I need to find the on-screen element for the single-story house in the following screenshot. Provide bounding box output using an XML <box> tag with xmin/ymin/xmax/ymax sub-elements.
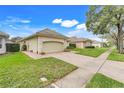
<box><xmin>92</xmin><ymin>40</ymin><xmax>102</xmax><ymax>48</ymax></box>
<box><xmin>19</xmin><ymin>28</ymin><xmax>69</xmax><ymax>54</ymax></box>
<box><xmin>11</xmin><ymin>37</ymin><xmax>23</xmax><ymax>43</ymax></box>
<box><xmin>68</xmin><ymin>37</ymin><xmax>92</xmax><ymax>48</ymax></box>
<box><xmin>0</xmin><ymin>31</ymin><xmax>9</xmax><ymax>54</ymax></box>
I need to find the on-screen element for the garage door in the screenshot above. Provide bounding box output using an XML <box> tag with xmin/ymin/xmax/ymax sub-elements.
<box><xmin>42</xmin><ymin>41</ymin><xmax>64</xmax><ymax>53</ymax></box>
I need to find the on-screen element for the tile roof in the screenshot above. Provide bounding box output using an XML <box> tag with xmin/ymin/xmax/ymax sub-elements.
<box><xmin>19</xmin><ymin>28</ymin><xmax>68</xmax><ymax>41</ymax></box>
<box><xmin>68</xmin><ymin>37</ymin><xmax>92</xmax><ymax>43</ymax></box>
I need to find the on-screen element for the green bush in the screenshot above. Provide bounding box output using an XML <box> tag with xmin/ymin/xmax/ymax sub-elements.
<box><xmin>6</xmin><ymin>44</ymin><xmax>20</xmax><ymax>52</ymax></box>
<box><xmin>67</xmin><ymin>44</ymin><xmax>76</xmax><ymax>49</ymax></box>
<box><xmin>85</xmin><ymin>46</ymin><xmax>95</xmax><ymax>48</ymax></box>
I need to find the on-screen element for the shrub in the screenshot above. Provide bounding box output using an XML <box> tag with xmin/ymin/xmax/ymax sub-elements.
<box><xmin>21</xmin><ymin>44</ymin><xmax>27</xmax><ymax>51</ymax></box>
<box><xmin>67</xmin><ymin>44</ymin><xmax>76</xmax><ymax>49</ymax></box>
<box><xmin>85</xmin><ymin>46</ymin><xmax>95</xmax><ymax>48</ymax></box>
<box><xmin>6</xmin><ymin>43</ymin><xmax>20</xmax><ymax>52</ymax></box>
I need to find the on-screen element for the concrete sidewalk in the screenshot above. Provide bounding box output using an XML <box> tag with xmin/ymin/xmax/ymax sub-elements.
<box><xmin>50</xmin><ymin>49</ymin><xmax>112</xmax><ymax>88</ymax></box>
<box><xmin>23</xmin><ymin>49</ymin><xmax>112</xmax><ymax>88</ymax></box>
<box><xmin>99</xmin><ymin>60</ymin><xmax>124</xmax><ymax>83</ymax></box>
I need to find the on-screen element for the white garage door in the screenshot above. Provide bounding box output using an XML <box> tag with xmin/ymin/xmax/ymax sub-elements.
<box><xmin>42</xmin><ymin>41</ymin><xmax>64</xmax><ymax>53</ymax></box>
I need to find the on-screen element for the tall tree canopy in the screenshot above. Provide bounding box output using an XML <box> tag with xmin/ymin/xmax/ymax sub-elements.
<box><xmin>86</xmin><ymin>6</ymin><xmax>124</xmax><ymax>53</ymax></box>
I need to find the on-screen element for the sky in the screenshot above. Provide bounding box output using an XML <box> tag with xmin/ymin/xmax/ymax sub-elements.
<box><xmin>0</xmin><ymin>5</ymin><xmax>101</xmax><ymax>41</ymax></box>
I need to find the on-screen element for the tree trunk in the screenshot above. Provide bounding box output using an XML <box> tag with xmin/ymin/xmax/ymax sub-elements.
<box><xmin>118</xmin><ymin>36</ymin><xmax>123</xmax><ymax>53</ymax></box>
<box><xmin>117</xmin><ymin>26</ymin><xmax>124</xmax><ymax>54</ymax></box>
<box><xmin>116</xmin><ymin>40</ymin><xmax>119</xmax><ymax>50</ymax></box>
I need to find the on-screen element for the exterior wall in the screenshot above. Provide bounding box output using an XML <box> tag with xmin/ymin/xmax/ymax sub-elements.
<box><xmin>42</xmin><ymin>42</ymin><xmax>64</xmax><ymax>53</ymax></box>
<box><xmin>0</xmin><ymin>37</ymin><xmax>6</xmax><ymax>54</ymax></box>
<box><xmin>92</xmin><ymin>43</ymin><xmax>101</xmax><ymax>48</ymax></box>
<box><xmin>38</xmin><ymin>37</ymin><xmax>67</xmax><ymax>54</ymax></box>
<box><xmin>66</xmin><ymin>41</ymin><xmax>70</xmax><ymax>47</ymax></box>
<box><xmin>19</xmin><ymin>42</ymin><xmax>23</xmax><ymax>51</ymax></box>
<box><xmin>75</xmin><ymin>42</ymin><xmax>85</xmax><ymax>48</ymax></box>
<box><xmin>20</xmin><ymin>36</ymin><xmax>68</xmax><ymax>54</ymax></box>
<box><xmin>84</xmin><ymin>41</ymin><xmax>92</xmax><ymax>47</ymax></box>
<box><xmin>27</xmin><ymin>37</ymin><xmax>38</xmax><ymax>53</ymax></box>
<box><xmin>20</xmin><ymin>37</ymin><xmax>38</xmax><ymax>53</ymax></box>
<box><xmin>74</xmin><ymin>41</ymin><xmax>92</xmax><ymax>48</ymax></box>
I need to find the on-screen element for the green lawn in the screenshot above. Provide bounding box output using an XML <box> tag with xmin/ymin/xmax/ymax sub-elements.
<box><xmin>0</xmin><ymin>52</ymin><xmax>77</xmax><ymax>88</ymax></box>
<box><xmin>108</xmin><ymin>49</ymin><xmax>124</xmax><ymax>62</ymax></box>
<box><xmin>72</xmin><ymin>48</ymin><xmax>108</xmax><ymax>57</ymax></box>
<box><xmin>86</xmin><ymin>73</ymin><xmax>124</xmax><ymax>88</ymax></box>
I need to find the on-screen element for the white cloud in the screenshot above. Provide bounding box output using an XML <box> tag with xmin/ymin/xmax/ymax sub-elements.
<box><xmin>6</xmin><ymin>16</ymin><xmax>31</xmax><ymax>24</ymax></box>
<box><xmin>52</xmin><ymin>19</ymin><xmax>62</xmax><ymax>24</ymax></box>
<box><xmin>52</xmin><ymin>19</ymin><xmax>79</xmax><ymax>28</ymax></box>
<box><xmin>61</xmin><ymin>19</ymin><xmax>79</xmax><ymax>28</ymax></box>
<box><xmin>76</xmin><ymin>23</ymin><xmax>87</xmax><ymax>30</ymax></box>
<box><xmin>9</xmin><ymin>25</ymin><xmax>18</xmax><ymax>30</ymax></box>
<box><xmin>20</xmin><ymin>20</ymin><xmax>31</xmax><ymax>23</ymax></box>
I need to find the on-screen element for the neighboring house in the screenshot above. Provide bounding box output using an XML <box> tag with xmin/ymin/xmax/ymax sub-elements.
<box><xmin>11</xmin><ymin>37</ymin><xmax>23</xmax><ymax>43</ymax></box>
<box><xmin>68</xmin><ymin>37</ymin><xmax>92</xmax><ymax>48</ymax></box>
<box><xmin>0</xmin><ymin>31</ymin><xmax>9</xmax><ymax>54</ymax></box>
<box><xmin>19</xmin><ymin>28</ymin><xmax>68</xmax><ymax>54</ymax></box>
<box><xmin>92</xmin><ymin>40</ymin><xmax>102</xmax><ymax>48</ymax></box>
<box><xmin>6</xmin><ymin>40</ymin><xmax>15</xmax><ymax>44</ymax></box>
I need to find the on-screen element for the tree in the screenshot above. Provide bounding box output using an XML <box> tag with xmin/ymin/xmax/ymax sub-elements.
<box><xmin>98</xmin><ymin>34</ymin><xmax>106</xmax><ymax>47</ymax></box>
<box><xmin>99</xmin><ymin>29</ymin><xmax>118</xmax><ymax>49</ymax></box>
<box><xmin>105</xmin><ymin>31</ymin><xmax>118</xmax><ymax>49</ymax></box>
<box><xmin>86</xmin><ymin>6</ymin><xmax>124</xmax><ymax>53</ymax></box>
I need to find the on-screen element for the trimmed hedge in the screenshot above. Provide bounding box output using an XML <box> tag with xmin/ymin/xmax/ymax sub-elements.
<box><xmin>85</xmin><ymin>46</ymin><xmax>95</xmax><ymax>48</ymax></box>
<box><xmin>6</xmin><ymin>43</ymin><xmax>20</xmax><ymax>52</ymax></box>
<box><xmin>67</xmin><ymin>44</ymin><xmax>76</xmax><ymax>49</ymax></box>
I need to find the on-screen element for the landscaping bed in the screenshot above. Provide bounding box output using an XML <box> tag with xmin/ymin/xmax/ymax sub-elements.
<box><xmin>86</xmin><ymin>73</ymin><xmax>124</xmax><ymax>88</ymax></box>
<box><xmin>72</xmin><ymin>48</ymin><xmax>108</xmax><ymax>57</ymax></box>
<box><xmin>0</xmin><ymin>52</ymin><xmax>77</xmax><ymax>88</ymax></box>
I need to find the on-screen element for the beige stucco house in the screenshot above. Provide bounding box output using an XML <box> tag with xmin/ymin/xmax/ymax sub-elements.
<box><xmin>0</xmin><ymin>31</ymin><xmax>9</xmax><ymax>54</ymax></box>
<box><xmin>68</xmin><ymin>37</ymin><xmax>92</xmax><ymax>48</ymax></box>
<box><xmin>19</xmin><ymin>28</ymin><xmax>68</xmax><ymax>54</ymax></box>
<box><xmin>92</xmin><ymin>40</ymin><xmax>102</xmax><ymax>48</ymax></box>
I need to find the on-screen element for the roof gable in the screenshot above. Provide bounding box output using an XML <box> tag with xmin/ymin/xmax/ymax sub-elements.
<box><xmin>19</xmin><ymin>28</ymin><xmax>68</xmax><ymax>41</ymax></box>
<box><xmin>36</xmin><ymin>28</ymin><xmax>68</xmax><ymax>39</ymax></box>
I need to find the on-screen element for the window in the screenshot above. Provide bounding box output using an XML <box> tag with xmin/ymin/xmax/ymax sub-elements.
<box><xmin>0</xmin><ymin>38</ymin><xmax>2</xmax><ymax>48</ymax></box>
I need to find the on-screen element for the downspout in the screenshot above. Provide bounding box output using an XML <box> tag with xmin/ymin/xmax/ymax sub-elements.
<box><xmin>37</xmin><ymin>36</ymin><xmax>38</xmax><ymax>54</ymax></box>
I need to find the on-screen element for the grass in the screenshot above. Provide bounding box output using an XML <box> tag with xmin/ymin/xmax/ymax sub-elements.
<box><xmin>107</xmin><ymin>49</ymin><xmax>124</xmax><ymax>62</ymax></box>
<box><xmin>86</xmin><ymin>73</ymin><xmax>124</xmax><ymax>88</ymax></box>
<box><xmin>0</xmin><ymin>52</ymin><xmax>77</xmax><ymax>88</ymax></box>
<box><xmin>72</xmin><ymin>48</ymin><xmax>108</xmax><ymax>57</ymax></box>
